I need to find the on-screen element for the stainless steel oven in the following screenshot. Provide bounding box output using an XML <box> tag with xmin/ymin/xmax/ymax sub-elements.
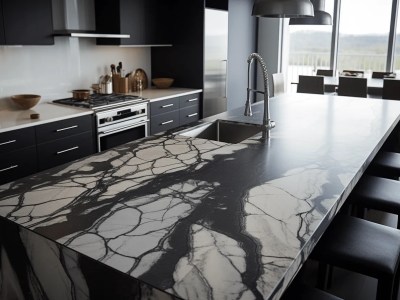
<box><xmin>96</xmin><ymin>102</ymin><xmax>149</xmax><ymax>152</ymax></box>
<box><xmin>53</xmin><ymin>94</ymin><xmax>150</xmax><ymax>152</ymax></box>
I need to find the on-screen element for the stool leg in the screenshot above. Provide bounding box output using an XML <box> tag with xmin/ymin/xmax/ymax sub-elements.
<box><xmin>392</xmin><ymin>270</ymin><xmax>400</xmax><ymax>300</ymax></box>
<box><xmin>317</xmin><ymin>262</ymin><xmax>328</xmax><ymax>290</ymax></box>
<box><xmin>377</xmin><ymin>278</ymin><xmax>393</xmax><ymax>300</ymax></box>
<box><xmin>397</xmin><ymin>215</ymin><xmax>400</xmax><ymax>230</ymax></box>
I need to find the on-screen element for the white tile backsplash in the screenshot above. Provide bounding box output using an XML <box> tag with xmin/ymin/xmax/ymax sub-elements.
<box><xmin>0</xmin><ymin>38</ymin><xmax>151</xmax><ymax>109</ymax></box>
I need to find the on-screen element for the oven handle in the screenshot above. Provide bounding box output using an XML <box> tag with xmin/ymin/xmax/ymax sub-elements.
<box><xmin>99</xmin><ymin>120</ymin><xmax>148</xmax><ymax>136</ymax></box>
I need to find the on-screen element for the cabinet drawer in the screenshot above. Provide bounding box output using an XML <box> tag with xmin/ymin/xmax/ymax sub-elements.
<box><xmin>0</xmin><ymin>146</ymin><xmax>37</xmax><ymax>185</ymax></box>
<box><xmin>36</xmin><ymin>115</ymin><xmax>93</xmax><ymax>144</ymax></box>
<box><xmin>150</xmin><ymin>97</ymin><xmax>180</xmax><ymax>116</ymax></box>
<box><xmin>37</xmin><ymin>131</ymin><xmax>94</xmax><ymax>171</ymax></box>
<box><xmin>150</xmin><ymin>110</ymin><xmax>179</xmax><ymax>135</ymax></box>
<box><xmin>0</xmin><ymin>127</ymin><xmax>35</xmax><ymax>154</ymax></box>
<box><xmin>179</xmin><ymin>105</ymin><xmax>200</xmax><ymax>126</ymax></box>
<box><xmin>179</xmin><ymin>93</ymin><xmax>200</xmax><ymax>109</ymax></box>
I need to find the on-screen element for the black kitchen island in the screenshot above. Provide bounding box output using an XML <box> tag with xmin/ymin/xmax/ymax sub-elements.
<box><xmin>1</xmin><ymin>93</ymin><xmax>400</xmax><ymax>300</ymax></box>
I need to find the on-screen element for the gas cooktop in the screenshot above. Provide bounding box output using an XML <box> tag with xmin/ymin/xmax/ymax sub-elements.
<box><xmin>53</xmin><ymin>94</ymin><xmax>147</xmax><ymax>110</ymax></box>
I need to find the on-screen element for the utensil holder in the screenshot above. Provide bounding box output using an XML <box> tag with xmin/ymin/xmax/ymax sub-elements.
<box><xmin>119</xmin><ymin>77</ymin><xmax>129</xmax><ymax>93</ymax></box>
<box><xmin>112</xmin><ymin>74</ymin><xmax>120</xmax><ymax>93</ymax></box>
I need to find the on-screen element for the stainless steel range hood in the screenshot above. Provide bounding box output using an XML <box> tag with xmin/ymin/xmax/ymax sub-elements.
<box><xmin>52</xmin><ymin>0</ymin><xmax>130</xmax><ymax>39</ymax></box>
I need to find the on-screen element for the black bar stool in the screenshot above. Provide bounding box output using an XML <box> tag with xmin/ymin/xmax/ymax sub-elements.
<box><xmin>368</xmin><ymin>151</ymin><xmax>400</xmax><ymax>180</ymax></box>
<box><xmin>281</xmin><ymin>282</ymin><xmax>343</xmax><ymax>300</ymax></box>
<box><xmin>311</xmin><ymin>214</ymin><xmax>400</xmax><ymax>300</ymax></box>
<box><xmin>351</xmin><ymin>175</ymin><xmax>400</xmax><ymax>229</ymax></box>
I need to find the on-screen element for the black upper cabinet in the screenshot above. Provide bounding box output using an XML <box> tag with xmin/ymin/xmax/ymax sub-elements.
<box><xmin>95</xmin><ymin>0</ymin><xmax>171</xmax><ymax>46</ymax></box>
<box><xmin>0</xmin><ymin>2</ymin><xmax>5</xmax><ymax>44</ymax></box>
<box><xmin>1</xmin><ymin>0</ymin><xmax>54</xmax><ymax>45</ymax></box>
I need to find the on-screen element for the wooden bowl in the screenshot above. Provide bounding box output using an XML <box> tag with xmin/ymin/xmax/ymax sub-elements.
<box><xmin>152</xmin><ymin>78</ymin><xmax>174</xmax><ymax>89</ymax></box>
<box><xmin>11</xmin><ymin>94</ymin><xmax>41</xmax><ymax>109</ymax></box>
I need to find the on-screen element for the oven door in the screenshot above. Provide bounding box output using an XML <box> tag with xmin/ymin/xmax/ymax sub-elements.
<box><xmin>97</xmin><ymin>117</ymin><xmax>148</xmax><ymax>152</ymax></box>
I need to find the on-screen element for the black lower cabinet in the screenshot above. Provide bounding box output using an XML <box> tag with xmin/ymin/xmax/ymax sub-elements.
<box><xmin>0</xmin><ymin>115</ymin><xmax>96</xmax><ymax>185</ymax></box>
<box><xmin>0</xmin><ymin>146</ymin><xmax>37</xmax><ymax>185</ymax></box>
<box><xmin>37</xmin><ymin>131</ymin><xmax>94</xmax><ymax>171</ymax></box>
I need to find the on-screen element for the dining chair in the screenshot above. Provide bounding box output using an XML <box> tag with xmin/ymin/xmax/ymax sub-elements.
<box><xmin>272</xmin><ymin>73</ymin><xmax>286</xmax><ymax>97</ymax></box>
<box><xmin>382</xmin><ymin>79</ymin><xmax>400</xmax><ymax>100</ymax></box>
<box><xmin>316</xmin><ymin>69</ymin><xmax>334</xmax><ymax>76</ymax></box>
<box><xmin>342</xmin><ymin>70</ymin><xmax>364</xmax><ymax>77</ymax></box>
<box><xmin>372</xmin><ymin>71</ymin><xmax>396</xmax><ymax>79</ymax></box>
<box><xmin>337</xmin><ymin>77</ymin><xmax>367</xmax><ymax>98</ymax></box>
<box><xmin>316</xmin><ymin>69</ymin><xmax>336</xmax><ymax>92</ymax></box>
<box><xmin>297</xmin><ymin>75</ymin><xmax>324</xmax><ymax>94</ymax></box>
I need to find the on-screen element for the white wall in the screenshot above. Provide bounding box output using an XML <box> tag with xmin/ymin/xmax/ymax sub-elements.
<box><xmin>0</xmin><ymin>39</ymin><xmax>151</xmax><ymax>109</ymax></box>
<box><xmin>256</xmin><ymin>18</ymin><xmax>284</xmax><ymax>100</ymax></box>
<box><xmin>0</xmin><ymin>0</ymin><xmax>151</xmax><ymax>110</ymax></box>
<box><xmin>227</xmin><ymin>0</ymin><xmax>257</xmax><ymax>110</ymax></box>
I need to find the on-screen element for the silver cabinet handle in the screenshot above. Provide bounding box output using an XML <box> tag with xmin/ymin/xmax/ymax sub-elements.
<box><xmin>187</xmin><ymin>98</ymin><xmax>198</xmax><ymax>102</ymax></box>
<box><xmin>161</xmin><ymin>120</ymin><xmax>174</xmax><ymax>125</ymax></box>
<box><xmin>56</xmin><ymin>125</ymin><xmax>78</xmax><ymax>132</ymax></box>
<box><xmin>57</xmin><ymin>146</ymin><xmax>79</xmax><ymax>155</ymax></box>
<box><xmin>0</xmin><ymin>140</ymin><xmax>16</xmax><ymax>146</ymax></box>
<box><xmin>0</xmin><ymin>165</ymin><xmax>18</xmax><ymax>173</ymax></box>
<box><xmin>161</xmin><ymin>104</ymin><xmax>174</xmax><ymax>108</ymax></box>
<box><xmin>187</xmin><ymin>113</ymin><xmax>198</xmax><ymax>117</ymax></box>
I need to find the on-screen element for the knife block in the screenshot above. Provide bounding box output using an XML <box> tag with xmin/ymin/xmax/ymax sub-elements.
<box><xmin>112</xmin><ymin>74</ymin><xmax>120</xmax><ymax>93</ymax></box>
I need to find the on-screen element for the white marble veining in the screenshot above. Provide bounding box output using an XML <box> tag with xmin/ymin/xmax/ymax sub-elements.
<box><xmin>0</xmin><ymin>103</ymin><xmax>92</xmax><ymax>133</ymax></box>
<box><xmin>1</xmin><ymin>94</ymin><xmax>400</xmax><ymax>300</ymax></box>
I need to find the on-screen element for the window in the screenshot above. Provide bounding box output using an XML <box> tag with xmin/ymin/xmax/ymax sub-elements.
<box><xmin>394</xmin><ymin>6</ymin><xmax>400</xmax><ymax>72</ymax></box>
<box><xmin>288</xmin><ymin>0</ymin><xmax>334</xmax><ymax>90</ymax></box>
<box><xmin>336</xmin><ymin>0</ymin><xmax>392</xmax><ymax>73</ymax></box>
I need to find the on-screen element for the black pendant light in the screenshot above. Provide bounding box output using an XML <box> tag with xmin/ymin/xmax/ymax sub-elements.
<box><xmin>289</xmin><ymin>0</ymin><xmax>332</xmax><ymax>25</ymax></box>
<box><xmin>252</xmin><ymin>0</ymin><xmax>315</xmax><ymax>18</ymax></box>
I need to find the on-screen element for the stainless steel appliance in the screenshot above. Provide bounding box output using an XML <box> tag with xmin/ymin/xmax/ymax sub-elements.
<box><xmin>53</xmin><ymin>94</ymin><xmax>149</xmax><ymax>152</ymax></box>
<box><xmin>203</xmin><ymin>8</ymin><xmax>229</xmax><ymax>118</ymax></box>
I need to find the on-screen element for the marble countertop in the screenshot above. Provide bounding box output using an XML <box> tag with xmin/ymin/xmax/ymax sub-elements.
<box><xmin>129</xmin><ymin>87</ymin><xmax>202</xmax><ymax>102</ymax></box>
<box><xmin>0</xmin><ymin>103</ymin><xmax>93</xmax><ymax>133</ymax></box>
<box><xmin>1</xmin><ymin>93</ymin><xmax>400</xmax><ymax>299</ymax></box>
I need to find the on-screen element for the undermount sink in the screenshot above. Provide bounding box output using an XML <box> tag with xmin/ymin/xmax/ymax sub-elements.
<box><xmin>174</xmin><ymin>120</ymin><xmax>262</xmax><ymax>143</ymax></box>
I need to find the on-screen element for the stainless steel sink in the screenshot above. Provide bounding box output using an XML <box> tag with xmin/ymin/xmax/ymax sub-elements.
<box><xmin>174</xmin><ymin>120</ymin><xmax>262</xmax><ymax>143</ymax></box>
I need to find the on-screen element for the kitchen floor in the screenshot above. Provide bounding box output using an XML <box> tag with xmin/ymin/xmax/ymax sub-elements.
<box><xmin>300</xmin><ymin>210</ymin><xmax>399</xmax><ymax>300</ymax></box>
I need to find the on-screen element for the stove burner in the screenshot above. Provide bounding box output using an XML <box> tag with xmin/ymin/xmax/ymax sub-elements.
<box><xmin>53</xmin><ymin>93</ymin><xmax>146</xmax><ymax>110</ymax></box>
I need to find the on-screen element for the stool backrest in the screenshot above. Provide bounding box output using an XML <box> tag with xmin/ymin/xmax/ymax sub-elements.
<box><xmin>297</xmin><ymin>75</ymin><xmax>324</xmax><ymax>95</ymax></box>
<box><xmin>342</xmin><ymin>70</ymin><xmax>364</xmax><ymax>77</ymax></box>
<box><xmin>383</xmin><ymin>79</ymin><xmax>400</xmax><ymax>100</ymax></box>
<box><xmin>272</xmin><ymin>73</ymin><xmax>286</xmax><ymax>97</ymax></box>
<box><xmin>338</xmin><ymin>77</ymin><xmax>367</xmax><ymax>98</ymax></box>
<box><xmin>372</xmin><ymin>71</ymin><xmax>394</xmax><ymax>79</ymax></box>
<box><xmin>316</xmin><ymin>69</ymin><xmax>334</xmax><ymax>76</ymax></box>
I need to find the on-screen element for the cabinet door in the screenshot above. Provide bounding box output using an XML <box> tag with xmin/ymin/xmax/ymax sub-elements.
<box><xmin>180</xmin><ymin>105</ymin><xmax>199</xmax><ymax>126</ymax></box>
<box><xmin>0</xmin><ymin>146</ymin><xmax>37</xmax><ymax>185</ymax></box>
<box><xmin>150</xmin><ymin>110</ymin><xmax>179</xmax><ymax>135</ymax></box>
<box><xmin>37</xmin><ymin>132</ymin><xmax>94</xmax><ymax>171</ymax></box>
<box><xmin>95</xmin><ymin>0</ymin><xmax>171</xmax><ymax>46</ymax></box>
<box><xmin>150</xmin><ymin>97</ymin><xmax>180</xmax><ymax>117</ymax></box>
<box><xmin>3</xmin><ymin>0</ymin><xmax>54</xmax><ymax>45</ymax></box>
<box><xmin>36</xmin><ymin>115</ymin><xmax>93</xmax><ymax>144</ymax></box>
<box><xmin>0</xmin><ymin>2</ymin><xmax>5</xmax><ymax>44</ymax></box>
<box><xmin>0</xmin><ymin>127</ymin><xmax>35</xmax><ymax>154</ymax></box>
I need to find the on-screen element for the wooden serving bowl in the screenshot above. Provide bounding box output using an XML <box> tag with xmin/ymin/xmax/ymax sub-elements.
<box><xmin>11</xmin><ymin>94</ymin><xmax>41</xmax><ymax>109</ymax></box>
<box><xmin>152</xmin><ymin>78</ymin><xmax>174</xmax><ymax>89</ymax></box>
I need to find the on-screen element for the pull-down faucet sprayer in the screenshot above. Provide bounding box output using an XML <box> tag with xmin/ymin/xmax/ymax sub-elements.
<box><xmin>244</xmin><ymin>53</ymin><xmax>275</xmax><ymax>140</ymax></box>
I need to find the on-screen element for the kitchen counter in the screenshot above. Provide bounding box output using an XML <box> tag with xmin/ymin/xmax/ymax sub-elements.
<box><xmin>129</xmin><ymin>87</ymin><xmax>202</xmax><ymax>102</ymax></box>
<box><xmin>0</xmin><ymin>103</ymin><xmax>93</xmax><ymax>133</ymax></box>
<box><xmin>1</xmin><ymin>93</ymin><xmax>400</xmax><ymax>299</ymax></box>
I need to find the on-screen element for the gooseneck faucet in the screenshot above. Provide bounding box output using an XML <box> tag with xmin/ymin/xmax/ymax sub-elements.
<box><xmin>244</xmin><ymin>53</ymin><xmax>275</xmax><ymax>140</ymax></box>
